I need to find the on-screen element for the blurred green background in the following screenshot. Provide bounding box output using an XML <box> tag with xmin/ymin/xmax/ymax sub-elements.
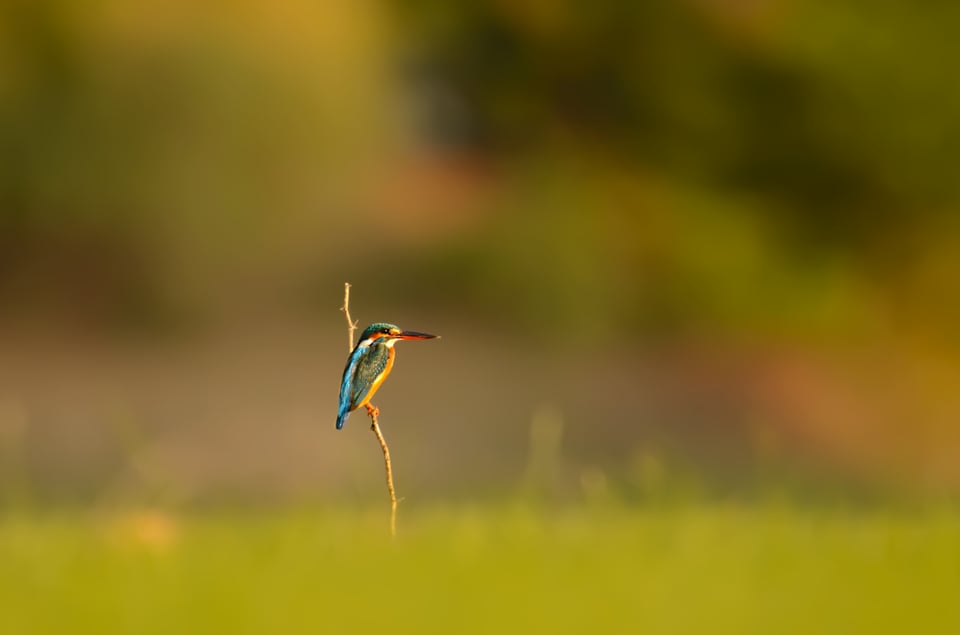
<box><xmin>1</xmin><ymin>1</ymin><xmax>959</xmax><ymax>632</ymax></box>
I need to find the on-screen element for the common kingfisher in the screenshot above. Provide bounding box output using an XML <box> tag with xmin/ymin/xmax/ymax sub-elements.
<box><xmin>336</xmin><ymin>322</ymin><xmax>438</xmax><ymax>429</ymax></box>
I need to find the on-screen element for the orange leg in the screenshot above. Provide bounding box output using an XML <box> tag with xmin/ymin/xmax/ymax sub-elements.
<box><xmin>364</xmin><ymin>403</ymin><xmax>380</xmax><ymax>419</ymax></box>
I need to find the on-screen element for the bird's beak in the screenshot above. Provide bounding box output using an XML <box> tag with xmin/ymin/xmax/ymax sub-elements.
<box><xmin>396</xmin><ymin>330</ymin><xmax>439</xmax><ymax>340</ymax></box>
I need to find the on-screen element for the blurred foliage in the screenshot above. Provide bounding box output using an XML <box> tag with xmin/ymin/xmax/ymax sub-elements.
<box><xmin>389</xmin><ymin>0</ymin><xmax>960</xmax><ymax>341</ymax></box>
<box><xmin>0</xmin><ymin>0</ymin><xmax>395</xmax><ymax>324</ymax></box>
<box><xmin>2</xmin><ymin>0</ymin><xmax>959</xmax><ymax>343</ymax></box>
<box><xmin>397</xmin><ymin>0</ymin><xmax>960</xmax><ymax>214</ymax></box>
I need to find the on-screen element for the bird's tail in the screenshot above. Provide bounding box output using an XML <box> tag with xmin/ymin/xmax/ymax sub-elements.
<box><xmin>336</xmin><ymin>409</ymin><xmax>350</xmax><ymax>430</ymax></box>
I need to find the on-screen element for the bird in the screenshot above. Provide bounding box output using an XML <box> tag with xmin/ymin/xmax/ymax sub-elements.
<box><xmin>336</xmin><ymin>322</ymin><xmax>438</xmax><ymax>429</ymax></box>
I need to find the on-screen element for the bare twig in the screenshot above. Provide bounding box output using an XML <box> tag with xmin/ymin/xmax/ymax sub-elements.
<box><xmin>340</xmin><ymin>282</ymin><xmax>359</xmax><ymax>351</ymax></box>
<box><xmin>342</xmin><ymin>282</ymin><xmax>398</xmax><ymax>538</ymax></box>
<box><xmin>367</xmin><ymin>405</ymin><xmax>397</xmax><ymax>537</ymax></box>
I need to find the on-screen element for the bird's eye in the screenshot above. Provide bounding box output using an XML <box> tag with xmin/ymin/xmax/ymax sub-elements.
<box><xmin>381</xmin><ymin>328</ymin><xmax>391</xmax><ymax>334</ymax></box>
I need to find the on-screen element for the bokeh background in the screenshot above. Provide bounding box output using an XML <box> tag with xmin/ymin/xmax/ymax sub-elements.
<box><xmin>3</xmin><ymin>0</ymin><xmax>960</xmax><ymax>507</ymax></box>
<box><xmin>3</xmin><ymin>2</ymin><xmax>960</xmax><ymax>632</ymax></box>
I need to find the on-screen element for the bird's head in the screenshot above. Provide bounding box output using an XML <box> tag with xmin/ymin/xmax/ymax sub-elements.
<box><xmin>358</xmin><ymin>322</ymin><xmax>439</xmax><ymax>347</ymax></box>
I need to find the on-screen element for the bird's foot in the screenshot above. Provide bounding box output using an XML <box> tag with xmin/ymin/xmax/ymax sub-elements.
<box><xmin>365</xmin><ymin>403</ymin><xmax>380</xmax><ymax>419</ymax></box>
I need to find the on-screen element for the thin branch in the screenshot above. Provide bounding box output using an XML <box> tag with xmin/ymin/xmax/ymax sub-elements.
<box><xmin>340</xmin><ymin>282</ymin><xmax>359</xmax><ymax>351</ymax></box>
<box><xmin>342</xmin><ymin>283</ymin><xmax>398</xmax><ymax>538</ymax></box>
<box><xmin>368</xmin><ymin>405</ymin><xmax>397</xmax><ymax>538</ymax></box>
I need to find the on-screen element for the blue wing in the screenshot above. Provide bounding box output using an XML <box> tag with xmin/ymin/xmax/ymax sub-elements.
<box><xmin>336</xmin><ymin>343</ymin><xmax>367</xmax><ymax>429</ymax></box>
<box><xmin>336</xmin><ymin>343</ymin><xmax>391</xmax><ymax>429</ymax></box>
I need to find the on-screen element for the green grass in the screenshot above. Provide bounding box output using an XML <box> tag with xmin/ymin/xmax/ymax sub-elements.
<box><xmin>1</xmin><ymin>503</ymin><xmax>958</xmax><ymax>634</ymax></box>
